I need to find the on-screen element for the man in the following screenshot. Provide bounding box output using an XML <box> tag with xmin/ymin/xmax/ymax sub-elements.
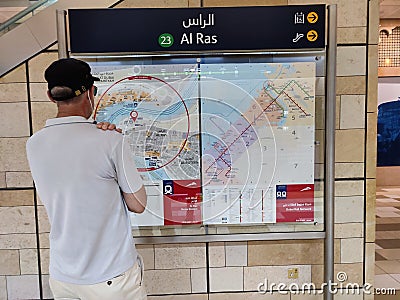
<box><xmin>26</xmin><ymin>58</ymin><xmax>147</xmax><ymax>300</ymax></box>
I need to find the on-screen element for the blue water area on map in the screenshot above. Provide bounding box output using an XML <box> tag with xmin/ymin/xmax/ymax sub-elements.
<box><xmin>134</xmin><ymin>158</ymin><xmax>169</xmax><ymax>180</ymax></box>
<box><xmin>96</xmin><ymin>100</ymin><xmax>195</xmax><ymax>124</ymax></box>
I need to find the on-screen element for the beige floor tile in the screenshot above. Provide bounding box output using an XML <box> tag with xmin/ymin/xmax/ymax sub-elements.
<box><xmin>375</xmin><ymin>260</ymin><xmax>400</xmax><ymax>274</ymax></box>
<box><xmin>376</xmin><ymin>191</ymin><xmax>389</xmax><ymax>195</ymax></box>
<box><xmin>377</xmin><ymin>198</ymin><xmax>400</xmax><ymax>203</ymax></box>
<box><xmin>375</xmin><ymin>186</ymin><xmax>400</xmax><ymax>280</ymax></box>
<box><xmin>377</xmin><ymin>207</ymin><xmax>400</xmax><ymax>212</ymax></box>
<box><xmin>376</xmin><ymin>231</ymin><xmax>400</xmax><ymax>239</ymax></box>
<box><xmin>389</xmin><ymin>273</ymin><xmax>400</xmax><ymax>283</ymax></box>
<box><xmin>376</xmin><ymin>217</ymin><xmax>400</xmax><ymax>224</ymax></box>
<box><xmin>375</xmin><ymin>232</ymin><xmax>386</xmax><ymax>239</ymax></box>
<box><xmin>376</xmin><ymin>203</ymin><xmax>400</xmax><ymax>208</ymax></box>
<box><xmin>375</xmin><ymin>265</ymin><xmax>387</xmax><ymax>275</ymax></box>
<box><xmin>376</xmin><ymin>202</ymin><xmax>400</xmax><ymax>207</ymax></box>
<box><xmin>376</xmin><ymin>249</ymin><xmax>400</xmax><ymax>260</ymax></box>
<box><xmin>374</xmin><ymin>274</ymin><xmax>400</xmax><ymax>289</ymax></box>
<box><xmin>382</xmin><ymin>194</ymin><xmax>400</xmax><ymax>199</ymax></box>
<box><xmin>382</xmin><ymin>187</ymin><xmax>400</xmax><ymax>192</ymax></box>
<box><xmin>376</xmin><ymin>212</ymin><xmax>400</xmax><ymax>218</ymax></box>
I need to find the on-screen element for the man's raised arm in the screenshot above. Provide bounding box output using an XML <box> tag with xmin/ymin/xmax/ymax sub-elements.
<box><xmin>123</xmin><ymin>185</ymin><xmax>147</xmax><ymax>213</ymax></box>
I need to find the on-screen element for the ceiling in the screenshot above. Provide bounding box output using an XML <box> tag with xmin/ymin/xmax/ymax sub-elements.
<box><xmin>380</xmin><ymin>0</ymin><xmax>400</xmax><ymax>19</ymax></box>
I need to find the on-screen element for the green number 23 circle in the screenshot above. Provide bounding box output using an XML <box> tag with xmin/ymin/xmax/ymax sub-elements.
<box><xmin>158</xmin><ymin>33</ymin><xmax>174</xmax><ymax>48</ymax></box>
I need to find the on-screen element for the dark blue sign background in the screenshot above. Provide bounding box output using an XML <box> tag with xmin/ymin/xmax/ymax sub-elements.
<box><xmin>69</xmin><ymin>6</ymin><xmax>325</xmax><ymax>53</ymax></box>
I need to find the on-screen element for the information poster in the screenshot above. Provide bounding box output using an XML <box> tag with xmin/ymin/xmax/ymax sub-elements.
<box><xmin>163</xmin><ymin>179</ymin><xmax>202</xmax><ymax>225</ymax></box>
<box><xmin>275</xmin><ymin>184</ymin><xmax>314</xmax><ymax>222</ymax></box>
<box><xmin>92</xmin><ymin>61</ymin><xmax>316</xmax><ymax>226</ymax></box>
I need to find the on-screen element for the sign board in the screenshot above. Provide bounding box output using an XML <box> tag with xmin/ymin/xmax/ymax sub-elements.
<box><xmin>68</xmin><ymin>5</ymin><xmax>326</xmax><ymax>53</ymax></box>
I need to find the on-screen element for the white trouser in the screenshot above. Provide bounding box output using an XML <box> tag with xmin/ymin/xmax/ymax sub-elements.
<box><xmin>49</xmin><ymin>256</ymin><xmax>146</xmax><ymax>300</ymax></box>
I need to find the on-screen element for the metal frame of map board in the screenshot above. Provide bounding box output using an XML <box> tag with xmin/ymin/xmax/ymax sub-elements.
<box><xmin>57</xmin><ymin>3</ymin><xmax>335</xmax><ymax>269</ymax></box>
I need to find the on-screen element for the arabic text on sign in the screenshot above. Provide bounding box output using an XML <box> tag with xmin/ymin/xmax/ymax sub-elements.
<box><xmin>182</xmin><ymin>13</ymin><xmax>215</xmax><ymax>29</ymax></box>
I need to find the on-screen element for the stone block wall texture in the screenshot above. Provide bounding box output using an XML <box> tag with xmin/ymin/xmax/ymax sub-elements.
<box><xmin>0</xmin><ymin>0</ymin><xmax>377</xmax><ymax>299</ymax></box>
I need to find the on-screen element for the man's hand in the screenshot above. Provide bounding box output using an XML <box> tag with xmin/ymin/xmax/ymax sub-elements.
<box><xmin>96</xmin><ymin>122</ymin><xmax>122</xmax><ymax>133</ymax></box>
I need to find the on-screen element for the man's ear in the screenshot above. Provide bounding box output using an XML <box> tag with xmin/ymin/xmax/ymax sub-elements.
<box><xmin>47</xmin><ymin>90</ymin><xmax>57</xmax><ymax>103</ymax></box>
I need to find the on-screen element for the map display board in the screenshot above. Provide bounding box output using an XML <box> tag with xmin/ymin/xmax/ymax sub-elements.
<box><xmin>92</xmin><ymin>61</ymin><xmax>316</xmax><ymax>226</ymax></box>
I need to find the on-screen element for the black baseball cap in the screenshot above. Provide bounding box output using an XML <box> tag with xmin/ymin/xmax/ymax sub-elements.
<box><xmin>44</xmin><ymin>58</ymin><xmax>100</xmax><ymax>101</ymax></box>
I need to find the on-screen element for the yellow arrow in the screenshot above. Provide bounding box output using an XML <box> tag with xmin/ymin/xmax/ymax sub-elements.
<box><xmin>307</xmin><ymin>30</ymin><xmax>318</xmax><ymax>42</ymax></box>
<box><xmin>307</xmin><ymin>12</ymin><xmax>318</xmax><ymax>23</ymax></box>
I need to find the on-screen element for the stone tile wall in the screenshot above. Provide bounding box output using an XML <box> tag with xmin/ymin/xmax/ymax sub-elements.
<box><xmin>0</xmin><ymin>0</ymin><xmax>377</xmax><ymax>299</ymax></box>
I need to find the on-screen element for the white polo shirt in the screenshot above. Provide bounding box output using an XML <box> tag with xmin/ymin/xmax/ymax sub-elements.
<box><xmin>26</xmin><ymin>116</ymin><xmax>142</xmax><ymax>285</ymax></box>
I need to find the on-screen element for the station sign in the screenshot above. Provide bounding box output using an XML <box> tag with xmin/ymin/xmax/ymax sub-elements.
<box><xmin>69</xmin><ymin>5</ymin><xmax>326</xmax><ymax>53</ymax></box>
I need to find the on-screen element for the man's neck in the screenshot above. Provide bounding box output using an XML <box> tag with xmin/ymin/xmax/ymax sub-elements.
<box><xmin>56</xmin><ymin>111</ymin><xmax>88</xmax><ymax>118</ymax></box>
<box><xmin>56</xmin><ymin>99</ymin><xmax>90</xmax><ymax>119</ymax></box>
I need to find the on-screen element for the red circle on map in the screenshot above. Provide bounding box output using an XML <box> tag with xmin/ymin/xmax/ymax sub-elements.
<box><xmin>93</xmin><ymin>75</ymin><xmax>190</xmax><ymax>172</ymax></box>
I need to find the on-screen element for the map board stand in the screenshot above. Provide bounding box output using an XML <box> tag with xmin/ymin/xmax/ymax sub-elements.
<box><xmin>324</xmin><ymin>5</ymin><xmax>337</xmax><ymax>300</ymax></box>
<box><xmin>56</xmin><ymin>5</ymin><xmax>337</xmax><ymax>299</ymax></box>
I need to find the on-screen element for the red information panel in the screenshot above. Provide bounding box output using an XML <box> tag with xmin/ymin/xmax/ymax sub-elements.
<box><xmin>163</xmin><ymin>179</ymin><xmax>202</xmax><ymax>225</ymax></box>
<box><xmin>276</xmin><ymin>184</ymin><xmax>314</xmax><ymax>222</ymax></box>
